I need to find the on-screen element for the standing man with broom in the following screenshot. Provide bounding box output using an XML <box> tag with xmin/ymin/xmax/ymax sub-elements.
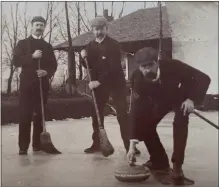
<box><xmin>13</xmin><ymin>16</ymin><xmax>57</xmax><ymax>155</ymax></box>
<box><xmin>80</xmin><ymin>17</ymin><xmax>140</xmax><ymax>155</ymax></box>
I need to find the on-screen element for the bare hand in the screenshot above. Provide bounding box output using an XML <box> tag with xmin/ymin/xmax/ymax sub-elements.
<box><xmin>181</xmin><ymin>99</ymin><xmax>194</xmax><ymax>116</ymax></box>
<box><xmin>32</xmin><ymin>50</ymin><xmax>42</xmax><ymax>59</ymax></box>
<box><xmin>88</xmin><ymin>81</ymin><xmax>101</xmax><ymax>90</ymax></box>
<box><xmin>36</xmin><ymin>70</ymin><xmax>48</xmax><ymax>78</ymax></box>
<box><xmin>127</xmin><ymin>148</ymin><xmax>136</xmax><ymax>165</ymax></box>
<box><xmin>81</xmin><ymin>49</ymin><xmax>87</xmax><ymax>59</ymax></box>
<box><xmin>133</xmin><ymin>91</ymin><xmax>139</xmax><ymax>99</ymax></box>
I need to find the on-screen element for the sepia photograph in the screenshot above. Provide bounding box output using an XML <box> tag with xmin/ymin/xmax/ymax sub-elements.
<box><xmin>1</xmin><ymin>1</ymin><xmax>218</xmax><ymax>187</ymax></box>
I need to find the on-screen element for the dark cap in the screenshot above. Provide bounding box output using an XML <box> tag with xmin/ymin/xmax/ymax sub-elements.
<box><xmin>90</xmin><ymin>16</ymin><xmax>108</xmax><ymax>28</ymax></box>
<box><xmin>134</xmin><ymin>47</ymin><xmax>158</xmax><ymax>65</ymax></box>
<box><xmin>31</xmin><ymin>16</ymin><xmax>46</xmax><ymax>24</ymax></box>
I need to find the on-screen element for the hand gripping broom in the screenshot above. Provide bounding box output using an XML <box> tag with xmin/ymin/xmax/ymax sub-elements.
<box><xmin>38</xmin><ymin>59</ymin><xmax>61</xmax><ymax>154</ymax></box>
<box><xmin>84</xmin><ymin>57</ymin><xmax>114</xmax><ymax>157</ymax></box>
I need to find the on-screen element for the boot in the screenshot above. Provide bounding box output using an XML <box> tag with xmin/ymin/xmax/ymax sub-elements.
<box><xmin>172</xmin><ymin>163</ymin><xmax>184</xmax><ymax>178</ymax></box>
<box><xmin>33</xmin><ymin>147</ymin><xmax>41</xmax><ymax>152</ymax></box>
<box><xmin>84</xmin><ymin>143</ymin><xmax>100</xmax><ymax>153</ymax></box>
<box><xmin>19</xmin><ymin>149</ymin><xmax>28</xmax><ymax>155</ymax></box>
<box><xmin>172</xmin><ymin>163</ymin><xmax>195</xmax><ymax>185</ymax></box>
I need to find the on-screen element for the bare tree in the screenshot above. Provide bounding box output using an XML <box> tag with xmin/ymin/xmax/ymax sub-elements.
<box><xmin>76</xmin><ymin>2</ymin><xmax>83</xmax><ymax>80</ymax></box>
<box><xmin>2</xmin><ymin>2</ymin><xmax>64</xmax><ymax>94</ymax></box>
<box><xmin>69</xmin><ymin>2</ymin><xmax>90</xmax><ymax>33</ymax></box>
<box><xmin>19</xmin><ymin>2</ymin><xmax>31</xmax><ymax>38</ymax></box>
<box><xmin>94</xmin><ymin>2</ymin><xmax>97</xmax><ymax>17</ymax></box>
<box><xmin>83</xmin><ymin>2</ymin><xmax>91</xmax><ymax>26</ymax></box>
<box><xmin>65</xmin><ymin>1</ymin><xmax>76</xmax><ymax>95</ymax></box>
<box><xmin>111</xmin><ymin>1</ymin><xmax>114</xmax><ymax>17</ymax></box>
<box><xmin>102</xmin><ymin>2</ymin><xmax>105</xmax><ymax>12</ymax></box>
<box><xmin>118</xmin><ymin>2</ymin><xmax>126</xmax><ymax>18</ymax></box>
<box><xmin>48</xmin><ymin>2</ymin><xmax>53</xmax><ymax>43</ymax></box>
<box><xmin>56</xmin><ymin>17</ymin><xmax>68</xmax><ymax>42</ymax></box>
<box><xmin>43</xmin><ymin>2</ymin><xmax>60</xmax><ymax>43</ymax></box>
<box><xmin>2</xmin><ymin>3</ymin><xmax>19</xmax><ymax>95</ymax></box>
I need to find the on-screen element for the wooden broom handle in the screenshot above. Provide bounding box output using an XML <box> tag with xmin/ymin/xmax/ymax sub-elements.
<box><xmin>84</xmin><ymin>58</ymin><xmax>103</xmax><ymax>129</ymax></box>
<box><xmin>38</xmin><ymin>59</ymin><xmax>46</xmax><ymax>132</ymax></box>
<box><xmin>158</xmin><ymin>1</ymin><xmax>163</xmax><ymax>61</ymax></box>
<box><xmin>192</xmin><ymin>109</ymin><xmax>219</xmax><ymax>130</ymax></box>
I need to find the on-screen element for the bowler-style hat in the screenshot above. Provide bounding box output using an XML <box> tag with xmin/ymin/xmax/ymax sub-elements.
<box><xmin>90</xmin><ymin>16</ymin><xmax>108</xmax><ymax>28</ymax></box>
<box><xmin>134</xmin><ymin>47</ymin><xmax>158</xmax><ymax>65</ymax></box>
<box><xmin>31</xmin><ymin>16</ymin><xmax>46</xmax><ymax>24</ymax></box>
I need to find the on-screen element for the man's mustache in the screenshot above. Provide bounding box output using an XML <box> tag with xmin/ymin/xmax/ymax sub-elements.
<box><xmin>145</xmin><ymin>72</ymin><xmax>157</xmax><ymax>79</ymax></box>
<box><xmin>36</xmin><ymin>29</ymin><xmax>42</xmax><ymax>32</ymax></box>
<box><xmin>96</xmin><ymin>33</ymin><xmax>104</xmax><ymax>37</ymax></box>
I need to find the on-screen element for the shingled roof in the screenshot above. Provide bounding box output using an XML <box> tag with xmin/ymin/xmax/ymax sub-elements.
<box><xmin>53</xmin><ymin>6</ymin><xmax>171</xmax><ymax>50</ymax></box>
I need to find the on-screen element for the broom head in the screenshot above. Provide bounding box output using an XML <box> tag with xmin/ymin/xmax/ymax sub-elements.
<box><xmin>99</xmin><ymin>128</ymin><xmax>114</xmax><ymax>157</ymax></box>
<box><xmin>40</xmin><ymin>132</ymin><xmax>61</xmax><ymax>154</ymax></box>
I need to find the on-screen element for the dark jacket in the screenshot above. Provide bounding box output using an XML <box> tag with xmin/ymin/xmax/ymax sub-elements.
<box><xmin>130</xmin><ymin>59</ymin><xmax>211</xmax><ymax>140</ymax></box>
<box><xmin>81</xmin><ymin>35</ymin><xmax>126</xmax><ymax>90</ymax></box>
<box><xmin>12</xmin><ymin>36</ymin><xmax>57</xmax><ymax>88</ymax></box>
<box><xmin>131</xmin><ymin>59</ymin><xmax>211</xmax><ymax>106</ymax></box>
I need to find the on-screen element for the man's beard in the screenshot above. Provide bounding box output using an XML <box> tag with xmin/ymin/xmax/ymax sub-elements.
<box><xmin>95</xmin><ymin>33</ymin><xmax>105</xmax><ymax>39</ymax></box>
<box><xmin>144</xmin><ymin>72</ymin><xmax>157</xmax><ymax>82</ymax></box>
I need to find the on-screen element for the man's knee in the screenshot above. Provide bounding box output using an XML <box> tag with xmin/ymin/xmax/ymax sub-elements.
<box><xmin>173</xmin><ymin>108</ymin><xmax>189</xmax><ymax>126</ymax></box>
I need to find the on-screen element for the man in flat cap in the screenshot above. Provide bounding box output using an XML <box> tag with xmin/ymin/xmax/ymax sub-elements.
<box><xmin>80</xmin><ymin>16</ymin><xmax>140</xmax><ymax>154</ymax></box>
<box><xmin>13</xmin><ymin>16</ymin><xmax>57</xmax><ymax>155</ymax></box>
<box><xmin>127</xmin><ymin>47</ymin><xmax>211</xmax><ymax>185</ymax></box>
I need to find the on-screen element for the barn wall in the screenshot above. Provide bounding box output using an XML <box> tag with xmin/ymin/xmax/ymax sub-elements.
<box><xmin>166</xmin><ymin>2</ymin><xmax>218</xmax><ymax>94</ymax></box>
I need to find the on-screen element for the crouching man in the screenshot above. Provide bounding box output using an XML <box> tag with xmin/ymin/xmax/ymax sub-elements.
<box><xmin>127</xmin><ymin>47</ymin><xmax>211</xmax><ymax>185</ymax></box>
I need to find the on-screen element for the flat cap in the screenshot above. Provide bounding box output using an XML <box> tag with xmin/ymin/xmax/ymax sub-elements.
<box><xmin>134</xmin><ymin>47</ymin><xmax>158</xmax><ymax>64</ymax></box>
<box><xmin>31</xmin><ymin>16</ymin><xmax>46</xmax><ymax>24</ymax></box>
<box><xmin>90</xmin><ymin>16</ymin><xmax>108</xmax><ymax>27</ymax></box>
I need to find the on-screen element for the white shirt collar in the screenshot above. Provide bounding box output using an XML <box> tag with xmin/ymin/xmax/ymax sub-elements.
<box><xmin>95</xmin><ymin>35</ymin><xmax>106</xmax><ymax>44</ymax></box>
<box><xmin>152</xmin><ymin>67</ymin><xmax>160</xmax><ymax>82</ymax></box>
<box><xmin>32</xmin><ymin>34</ymin><xmax>42</xmax><ymax>39</ymax></box>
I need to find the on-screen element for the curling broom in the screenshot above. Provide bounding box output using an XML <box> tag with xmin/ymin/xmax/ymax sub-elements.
<box><xmin>84</xmin><ymin>57</ymin><xmax>114</xmax><ymax>157</ymax></box>
<box><xmin>38</xmin><ymin>59</ymin><xmax>61</xmax><ymax>154</ymax></box>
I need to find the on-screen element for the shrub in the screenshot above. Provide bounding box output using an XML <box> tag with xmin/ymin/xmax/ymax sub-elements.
<box><xmin>1</xmin><ymin>96</ymin><xmax>113</xmax><ymax>125</ymax></box>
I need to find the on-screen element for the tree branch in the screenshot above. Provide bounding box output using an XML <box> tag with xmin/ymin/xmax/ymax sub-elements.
<box><xmin>3</xmin><ymin>40</ymin><xmax>12</xmax><ymax>64</ymax></box>
<box><xmin>4</xmin><ymin>21</ymin><xmax>14</xmax><ymax>53</ymax></box>
<box><xmin>102</xmin><ymin>2</ymin><xmax>104</xmax><ymax>11</ymax></box>
<box><xmin>94</xmin><ymin>2</ymin><xmax>97</xmax><ymax>17</ymax></box>
<box><xmin>119</xmin><ymin>2</ymin><xmax>125</xmax><ymax>18</ymax></box>
<box><xmin>56</xmin><ymin>17</ymin><xmax>68</xmax><ymax>42</ymax></box>
<box><xmin>48</xmin><ymin>2</ymin><xmax>53</xmax><ymax>44</ymax></box>
<box><xmin>111</xmin><ymin>1</ymin><xmax>114</xmax><ymax>17</ymax></box>
<box><xmin>75</xmin><ymin>2</ymin><xmax>90</xmax><ymax>32</ymax></box>
<box><xmin>83</xmin><ymin>2</ymin><xmax>91</xmax><ymax>25</ymax></box>
<box><xmin>13</xmin><ymin>2</ymin><xmax>19</xmax><ymax>52</ymax></box>
<box><xmin>45</xmin><ymin>2</ymin><xmax>50</xmax><ymax>25</ymax></box>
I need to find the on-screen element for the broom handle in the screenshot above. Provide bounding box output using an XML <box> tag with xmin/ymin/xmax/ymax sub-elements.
<box><xmin>38</xmin><ymin>59</ymin><xmax>46</xmax><ymax>132</ymax></box>
<box><xmin>128</xmin><ymin>88</ymin><xmax>133</xmax><ymax>113</ymax></box>
<box><xmin>84</xmin><ymin>58</ymin><xmax>103</xmax><ymax>129</ymax></box>
<box><xmin>158</xmin><ymin>1</ymin><xmax>163</xmax><ymax>61</ymax></box>
<box><xmin>192</xmin><ymin>109</ymin><xmax>219</xmax><ymax>130</ymax></box>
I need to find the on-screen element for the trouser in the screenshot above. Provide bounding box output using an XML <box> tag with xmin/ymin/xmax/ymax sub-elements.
<box><xmin>132</xmin><ymin>98</ymin><xmax>189</xmax><ymax>169</ymax></box>
<box><xmin>91</xmin><ymin>86</ymin><xmax>130</xmax><ymax>151</ymax></box>
<box><xmin>18</xmin><ymin>79</ymin><xmax>49</xmax><ymax>151</ymax></box>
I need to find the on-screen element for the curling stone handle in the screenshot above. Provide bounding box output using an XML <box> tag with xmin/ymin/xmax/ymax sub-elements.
<box><xmin>129</xmin><ymin>157</ymin><xmax>137</xmax><ymax>167</ymax></box>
